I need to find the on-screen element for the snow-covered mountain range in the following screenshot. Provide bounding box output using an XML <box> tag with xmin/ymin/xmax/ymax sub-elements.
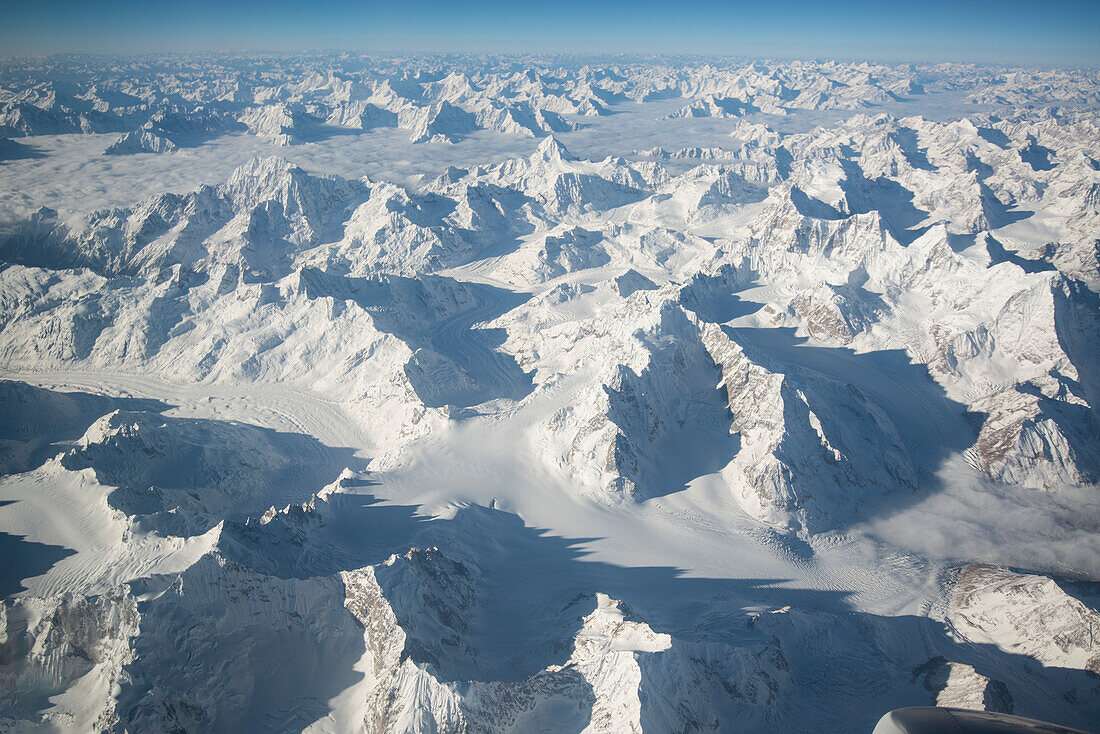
<box><xmin>0</xmin><ymin>54</ymin><xmax>1098</xmax><ymax>733</ymax></box>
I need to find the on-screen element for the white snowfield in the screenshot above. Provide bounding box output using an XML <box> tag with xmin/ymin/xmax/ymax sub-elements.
<box><xmin>0</xmin><ymin>54</ymin><xmax>1098</xmax><ymax>733</ymax></box>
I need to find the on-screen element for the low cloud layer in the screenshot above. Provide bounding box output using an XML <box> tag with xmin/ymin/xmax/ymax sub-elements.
<box><xmin>866</xmin><ymin>456</ymin><xmax>1100</xmax><ymax>579</ymax></box>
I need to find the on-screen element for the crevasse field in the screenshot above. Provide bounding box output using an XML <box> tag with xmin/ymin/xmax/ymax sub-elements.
<box><xmin>0</xmin><ymin>54</ymin><xmax>1098</xmax><ymax>733</ymax></box>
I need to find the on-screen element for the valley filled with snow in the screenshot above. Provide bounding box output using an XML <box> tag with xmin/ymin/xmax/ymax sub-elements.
<box><xmin>0</xmin><ymin>54</ymin><xmax>1098</xmax><ymax>733</ymax></box>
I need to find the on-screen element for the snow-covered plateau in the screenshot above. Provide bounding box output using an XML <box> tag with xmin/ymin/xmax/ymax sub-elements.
<box><xmin>0</xmin><ymin>53</ymin><xmax>1098</xmax><ymax>733</ymax></box>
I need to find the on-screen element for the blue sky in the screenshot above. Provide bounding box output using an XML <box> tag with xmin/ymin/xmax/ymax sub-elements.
<box><xmin>1</xmin><ymin>0</ymin><xmax>1097</xmax><ymax>65</ymax></box>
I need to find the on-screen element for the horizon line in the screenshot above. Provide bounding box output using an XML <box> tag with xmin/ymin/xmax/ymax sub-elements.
<box><xmin>1</xmin><ymin>49</ymin><xmax>1097</xmax><ymax>72</ymax></box>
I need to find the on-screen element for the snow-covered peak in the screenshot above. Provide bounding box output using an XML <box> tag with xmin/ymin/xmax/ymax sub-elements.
<box><xmin>533</xmin><ymin>134</ymin><xmax>575</xmax><ymax>163</ymax></box>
